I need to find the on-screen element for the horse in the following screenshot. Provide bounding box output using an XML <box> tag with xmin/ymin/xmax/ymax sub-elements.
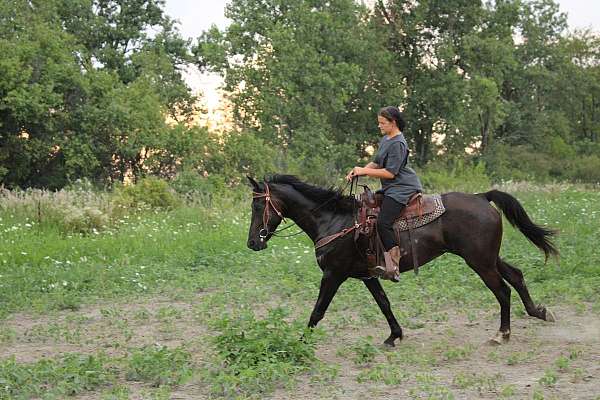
<box><xmin>246</xmin><ymin>174</ymin><xmax>558</xmax><ymax>347</ymax></box>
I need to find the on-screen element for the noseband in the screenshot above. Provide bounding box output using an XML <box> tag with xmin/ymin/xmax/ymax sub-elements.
<box><xmin>252</xmin><ymin>182</ymin><xmax>285</xmax><ymax>241</ymax></box>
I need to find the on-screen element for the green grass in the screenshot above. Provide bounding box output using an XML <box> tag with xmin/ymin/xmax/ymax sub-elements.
<box><xmin>125</xmin><ymin>345</ymin><xmax>193</xmax><ymax>387</ymax></box>
<box><xmin>0</xmin><ymin>353</ymin><xmax>114</xmax><ymax>399</ymax></box>
<box><xmin>0</xmin><ymin>345</ymin><xmax>194</xmax><ymax>400</ymax></box>
<box><xmin>206</xmin><ymin>307</ymin><xmax>321</xmax><ymax>397</ymax></box>
<box><xmin>1</xmin><ymin>185</ymin><xmax>600</xmax><ymax>397</ymax></box>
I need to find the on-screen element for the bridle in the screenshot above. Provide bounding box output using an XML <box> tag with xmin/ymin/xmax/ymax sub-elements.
<box><xmin>252</xmin><ymin>182</ymin><xmax>286</xmax><ymax>241</ymax></box>
<box><xmin>251</xmin><ymin>179</ymin><xmax>354</xmax><ymax>242</ymax></box>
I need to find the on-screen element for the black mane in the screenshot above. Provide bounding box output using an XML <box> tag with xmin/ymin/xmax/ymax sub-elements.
<box><xmin>266</xmin><ymin>174</ymin><xmax>357</xmax><ymax>212</ymax></box>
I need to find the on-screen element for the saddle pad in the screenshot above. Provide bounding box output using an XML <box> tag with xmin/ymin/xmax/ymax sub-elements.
<box><xmin>393</xmin><ymin>194</ymin><xmax>445</xmax><ymax>232</ymax></box>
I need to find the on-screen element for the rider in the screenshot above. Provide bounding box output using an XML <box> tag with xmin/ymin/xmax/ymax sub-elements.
<box><xmin>345</xmin><ymin>106</ymin><xmax>423</xmax><ymax>281</ymax></box>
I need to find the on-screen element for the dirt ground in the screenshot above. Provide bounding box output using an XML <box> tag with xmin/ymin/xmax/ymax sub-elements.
<box><xmin>2</xmin><ymin>297</ymin><xmax>599</xmax><ymax>399</ymax></box>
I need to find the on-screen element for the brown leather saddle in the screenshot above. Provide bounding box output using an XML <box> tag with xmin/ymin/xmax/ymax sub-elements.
<box><xmin>355</xmin><ymin>185</ymin><xmax>440</xmax><ymax>274</ymax></box>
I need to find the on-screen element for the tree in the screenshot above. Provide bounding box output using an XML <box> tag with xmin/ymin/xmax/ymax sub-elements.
<box><xmin>194</xmin><ymin>0</ymin><xmax>399</xmax><ymax>181</ymax></box>
<box><xmin>0</xmin><ymin>0</ymin><xmax>200</xmax><ymax>188</ymax></box>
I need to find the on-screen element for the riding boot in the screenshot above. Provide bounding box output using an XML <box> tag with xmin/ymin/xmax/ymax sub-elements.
<box><xmin>382</xmin><ymin>246</ymin><xmax>401</xmax><ymax>282</ymax></box>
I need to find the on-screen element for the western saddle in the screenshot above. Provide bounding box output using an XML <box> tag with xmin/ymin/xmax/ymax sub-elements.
<box><xmin>355</xmin><ymin>185</ymin><xmax>439</xmax><ymax>275</ymax></box>
<box><xmin>314</xmin><ymin>185</ymin><xmax>443</xmax><ymax>276</ymax></box>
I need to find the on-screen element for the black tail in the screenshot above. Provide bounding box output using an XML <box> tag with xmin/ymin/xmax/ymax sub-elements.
<box><xmin>482</xmin><ymin>190</ymin><xmax>559</xmax><ymax>262</ymax></box>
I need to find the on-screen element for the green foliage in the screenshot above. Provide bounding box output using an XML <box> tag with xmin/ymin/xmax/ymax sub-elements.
<box><xmin>568</xmin><ymin>155</ymin><xmax>600</xmax><ymax>183</ymax></box>
<box><xmin>539</xmin><ymin>368</ymin><xmax>559</xmax><ymax>387</ymax></box>
<box><xmin>194</xmin><ymin>0</ymin><xmax>396</xmax><ymax>175</ymax></box>
<box><xmin>452</xmin><ymin>372</ymin><xmax>500</xmax><ymax>393</ymax></box>
<box><xmin>207</xmin><ymin>308</ymin><xmax>319</xmax><ymax>396</ymax></box>
<box><xmin>218</xmin><ymin>131</ymin><xmax>279</xmax><ymax>181</ymax></box>
<box><xmin>419</xmin><ymin>159</ymin><xmax>491</xmax><ymax>193</ymax></box>
<box><xmin>114</xmin><ymin>177</ymin><xmax>181</xmax><ymax>209</ymax></box>
<box><xmin>193</xmin><ymin>0</ymin><xmax>600</xmax><ymax>184</ymax></box>
<box><xmin>0</xmin><ymin>185</ymin><xmax>599</xmax><ymax>397</ymax></box>
<box><xmin>0</xmin><ymin>0</ymin><xmax>197</xmax><ymax>189</ymax></box>
<box><xmin>356</xmin><ymin>364</ymin><xmax>409</xmax><ymax>384</ymax></box>
<box><xmin>0</xmin><ymin>354</ymin><xmax>113</xmax><ymax>398</ymax></box>
<box><xmin>2</xmin><ymin>0</ymin><xmax>599</xmax><ymax>188</ymax></box>
<box><xmin>126</xmin><ymin>345</ymin><xmax>193</xmax><ymax>387</ymax></box>
<box><xmin>349</xmin><ymin>336</ymin><xmax>381</xmax><ymax>365</ymax></box>
<box><xmin>0</xmin><ymin>186</ymin><xmax>116</xmax><ymax>234</ymax></box>
<box><xmin>484</xmin><ymin>142</ymin><xmax>600</xmax><ymax>184</ymax></box>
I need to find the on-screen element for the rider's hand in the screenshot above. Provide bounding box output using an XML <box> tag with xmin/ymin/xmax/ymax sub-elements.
<box><xmin>345</xmin><ymin>170</ymin><xmax>354</xmax><ymax>182</ymax></box>
<box><xmin>346</xmin><ymin>167</ymin><xmax>363</xmax><ymax>182</ymax></box>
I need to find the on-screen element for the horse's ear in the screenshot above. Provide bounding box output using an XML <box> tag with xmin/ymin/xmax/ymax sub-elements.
<box><xmin>246</xmin><ymin>175</ymin><xmax>260</xmax><ymax>191</ymax></box>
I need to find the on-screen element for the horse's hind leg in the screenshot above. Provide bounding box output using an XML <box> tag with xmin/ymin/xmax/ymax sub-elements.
<box><xmin>497</xmin><ymin>258</ymin><xmax>555</xmax><ymax>322</ymax></box>
<box><xmin>467</xmin><ymin>257</ymin><xmax>512</xmax><ymax>344</ymax></box>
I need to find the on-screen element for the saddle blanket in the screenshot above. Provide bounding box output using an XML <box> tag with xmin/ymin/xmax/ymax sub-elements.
<box><xmin>393</xmin><ymin>194</ymin><xmax>445</xmax><ymax>232</ymax></box>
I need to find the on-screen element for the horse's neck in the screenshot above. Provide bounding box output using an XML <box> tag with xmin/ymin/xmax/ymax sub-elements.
<box><xmin>279</xmin><ymin>190</ymin><xmax>353</xmax><ymax>243</ymax></box>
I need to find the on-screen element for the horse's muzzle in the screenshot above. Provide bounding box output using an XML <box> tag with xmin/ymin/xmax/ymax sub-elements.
<box><xmin>247</xmin><ymin>238</ymin><xmax>267</xmax><ymax>251</ymax></box>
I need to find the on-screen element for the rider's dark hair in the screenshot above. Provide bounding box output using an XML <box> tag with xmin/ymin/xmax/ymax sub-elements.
<box><xmin>378</xmin><ymin>106</ymin><xmax>405</xmax><ymax>131</ymax></box>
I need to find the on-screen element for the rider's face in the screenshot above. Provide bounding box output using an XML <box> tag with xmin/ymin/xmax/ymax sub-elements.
<box><xmin>377</xmin><ymin>116</ymin><xmax>396</xmax><ymax>135</ymax></box>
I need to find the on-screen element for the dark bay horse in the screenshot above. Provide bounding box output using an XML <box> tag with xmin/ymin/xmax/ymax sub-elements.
<box><xmin>246</xmin><ymin>175</ymin><xmax>558</xmax><ymax>346</ymax></box>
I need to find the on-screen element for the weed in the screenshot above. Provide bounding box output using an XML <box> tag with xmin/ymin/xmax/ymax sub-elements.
<box><xmin>506</xmin><ymin>350</ymin><xmax>536</xmax><ymax>365</ymax></box>
<box><xmin>452</xmin><ymin>372</ymin><xmax>501</xmax><ymax>393</ymax></box>
<box><xmin>532</xmin><ymin>387</ymin><xmax>546</xmax><ymax>400</ymax></box>
<box><xmin>309</xmin><ymin>361</ymin><xmax>340</xmax><ymax>384</ymax></box>
<box><xmin>156</xmin><ymin>305</ymin><xmax>183</xmax><ymax>321</ymax></box>
<box><xmin>0</xmin><ymin>353</ymin><xmax>113</xmax><ymax>398</ymax></box>
<box><xmin>350</xmin><ymin>336</ymin><xmax>381</xmax><ymax>365</ymax></box>
<box><xmin>0</xmin><ymin>326</ymin><xmax>16</xmax><ymax>344</ymax></box>
<box><xmin>206</xmin><ymin>308</ymin><xmax>320</xmax><ymax>397</ymax></box>
<box><xmin>435</xmin><ymin>342</ymin><xmax>474</xmax><ymax>362</ymax></box>
<box><xmin>539</xmin><ymin>369</ymin><xmax>558</xmax><ymax>387</ymax></box>
<box><xmin>134</xmin><ymin>308</ymin><xmax>151</xmax><ymax>321</ymax></box>
<box><xmin>410</xmin><ymin>373</ymin><xmax>455</xmax><ymax>399</ymax></box>
<box><xmin>554</xmin><ymin>355</ymin><xmax>570</xmax><ymax>372</ymax></box>
<box><xmin>570</xmin><ymin>367</ymin><xmax>586</xmax><ymax>383</ymax></box>
<box><xmin>357</xmin><ymin>364</ymin><xmax>409</xmax><ymax>384</ymax></box>
<box><xmin>500</xmin><ymin>384</ymin><xmax>516</xmax><ymax>398</ymax></box>
<box><xmin>101</xmin><ymin>384</ymin><xmax>130</xmax><ymax>400</ymax></box>
<box><xmin>126</xmin><ymin>345</ymin><xmax>193</xmax><ymax>387</ymax></box>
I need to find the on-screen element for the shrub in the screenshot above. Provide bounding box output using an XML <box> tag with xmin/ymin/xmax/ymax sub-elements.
<box><xmin>113</xmin><ymin>177</ymin><xmax>181</xmax><ymax>209</ymax></box>
<box><xmin>419</xmin><ymin>158</ymin><xmax>491</xmax><ymax>193</ymax></box>
<box><xmin>0</xmin><ymin>186</ymin><xmax>115</xmax><ymax>234</ymax></box>
<box><xmin>483</xmin><ymin>143</ymin><xmax>578</xmax><ymax>182</ymax></box>
<box><xmin>567</xmin><ymin>155</ymin><xmax>600</xmax><ymax>183</ymax></box>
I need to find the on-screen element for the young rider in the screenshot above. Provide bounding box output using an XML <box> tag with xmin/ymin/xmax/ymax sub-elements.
<box><xmin>345</xmin><ymin>106</ymin><xmax>423</xmax><ymax>281</ymax></box>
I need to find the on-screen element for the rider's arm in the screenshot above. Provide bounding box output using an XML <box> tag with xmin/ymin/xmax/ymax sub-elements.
<box><xmin>365</xmin><ymin>162</ymin><xmax>381</xmax><ymax>169</ymax></box>
<box><xmin>361</xmin><ymin>167</ymin><xmax>394</xmax><ymax>179</ymax></box>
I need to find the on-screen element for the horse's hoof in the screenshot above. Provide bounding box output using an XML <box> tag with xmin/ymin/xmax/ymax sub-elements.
<box><xmin>487</xmin><ymin>330</ymin><xmax>510</xmax><ymax>345</ymax></box>
<box><xmin>544</xmin><ymin>308</ymin><xmax>556</xmax><ymax>322</ymax></box>
<box><xmin>383</xmin><ymin>334</ymin><xmax>399</xmax><ymax>348</ymax></box>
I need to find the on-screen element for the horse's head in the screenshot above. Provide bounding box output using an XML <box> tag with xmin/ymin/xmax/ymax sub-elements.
<box><xmin>246</xmin><ymin>176</ymin><xmax>284</xmax><ymax>251</ymax></box>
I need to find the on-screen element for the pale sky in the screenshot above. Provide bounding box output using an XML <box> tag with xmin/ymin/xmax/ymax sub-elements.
<box><xmin>163</xmin><ymin>0</ymin><xmax>600</xmax><ymax>108</ymax></box>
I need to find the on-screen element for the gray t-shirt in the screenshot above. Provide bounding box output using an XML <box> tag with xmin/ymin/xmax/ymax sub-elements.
<box><xmin>373</xmin><ymin>133</ymin><xmax>423</xmax><ymax>205</ymax></box>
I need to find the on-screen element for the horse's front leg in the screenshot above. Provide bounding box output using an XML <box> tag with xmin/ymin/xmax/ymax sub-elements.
<box><xmin>363</xmin><ymin>278</ymin><xmax>403</xmax><ymax>347</ymax></box>
<box><xmin>308</xmin><ymin>270</ymin><xmax>346</xmax><ymax>328</ymax></box>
